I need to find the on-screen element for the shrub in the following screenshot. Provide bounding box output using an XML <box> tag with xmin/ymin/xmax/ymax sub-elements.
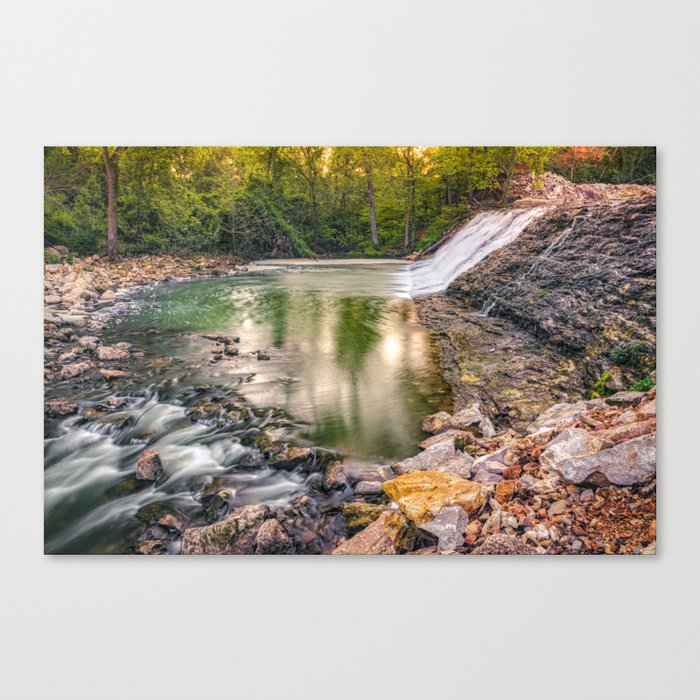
<box><xmin>630</xmin><ymin>376</ymin><xmax>654</xmax><ymax>392</ymax></box>
<box><xmin>590</xmin><ymin>371</ymin><xmax>612</xmax><ymax>399</ymax></box>
<box><xmin>610</xmin><ymin>340</ymin><xmax>647</xmax><ymax>366</ymax></box>
<box><xmin>44</xmin><ymin>251</ymin><xmax>60</xmax><ymax>264</ymax></box>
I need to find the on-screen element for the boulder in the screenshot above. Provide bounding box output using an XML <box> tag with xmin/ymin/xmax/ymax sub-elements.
<box><xmin>605</xmin><ymin>391</ymin><xmax>645</xmax><ymax>407</ymax></box>
<box><xmin>528</xmin><ymin>399</ymin><xmax>606</xmax><ymax>432</ymax></box>
<box><xmin>97</xmin><ymin>345</ymin><xmax>129</xmax><ymax>361</ymax></box>
<box><xmin>135</xmin><ymin>449</ymin><xmax>163</xmax><ymax>481</ymax></box>
<box><xmin>383</xmin><ymin>471</ymin><xmax>486</xmax><ymax>525</ymax></box>
<box><xmin>254</xmin><ymin>519</ymin><xmax>294</xmax><ymax>554</ymax></box>
<box><xmin>422</xmin><ymin>411</ymin><xmax>452</xmax><ymax>434</ymax></box>
<box><xmin>494</xmin><ymin>479</ymin><xmax>517</xmax><ymax>503</ymax></box>
<box><xmin>267</xmin><ymin>446</ymin><xmax>313</xmax><ymax>469</ymax></box>
<box><xmin>353</xmin><ymin>481</ymin><xmax>384</xmax><ymax>496</ymax></box>
<box><xmin>539</xmin><ymin>428</ymin><xmax>607</xmax><ymax>472</ymax></box>
<box><xmin>332</xmin><ymin>511</ymin><xmax>397</xmax><ymax>555</ymax></box>
<box><xmin>322</xmin><ymin>461</ymin><xmax>348</xmax><ymax>492</ymax></box>
<box><xmin>418</xmin><ymin>506</ymin><xmax>469</xmax><ymax>552</ymax></box>
<box><xmin>342</xmin><ymin>503</ymin><xmax>385</xmax><ymax>533</ymax></box>
<box><xmin>418</xmin><ymin>429</ymin><xmax>473</xmax><ymax>451</ymax></box>
<box><xmin>472</xmin><ymin>534</ymin><xmax>535</xmax><ymax>555</ymax></box>
<box><xmin>392</xmin><ymin>440</ymin><xmax>456</xmax><ymax>475</ymax></box>
<box><xmin>553</xmin><ymin>434</ymin><xmax>656</xmax><ymax>486</ymax></box>
<box><xmin>181</xmin><ymin>503</ymin><xmax>273</xmax><ymax>554</ymax></box>
<box><xmin>384</xmin><ymin>510</ymin><xmax>417</xmax><ymax>550</ymax></box>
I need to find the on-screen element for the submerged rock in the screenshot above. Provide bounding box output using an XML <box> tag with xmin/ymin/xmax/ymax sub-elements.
<box><xmin>136</xmin><ymin>449</ymin><xmax>163</xmax><ymax>481</ymax></box>
<box><xmin>97</xmin><ymin>345</ymin><xmax>129</xmax><ymax>361</ymax></box>
<box><xmin>181</xmin><ymin>503</ymin><xmax>273</xmax><ymax>555</ymax></box>
<box><xmin>383</xmin><ymin>470</ymin><xmax>486</xmax><ymax>525</ymax></box>
<box><xmin>60</xmin><ymin>360</ymin><xmax>93</xmax><ymax>379</ymax></box>
<box><xmin>553</xmin><ymin>434</ymin><xmax>656</xmax><ymax>486</ymax></box>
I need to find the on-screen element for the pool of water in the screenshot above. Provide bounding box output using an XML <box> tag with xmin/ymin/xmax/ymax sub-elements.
<box><xmin>44</xmin><ymin>260</ymin><xmax>450</xmax><ymax>554</ymax></box>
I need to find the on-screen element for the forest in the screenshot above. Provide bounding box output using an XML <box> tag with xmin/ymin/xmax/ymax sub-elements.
<box><xmin>44</xmin><ymin>146</ymin><xmax>656</xmax><ymax>260</ymax></box>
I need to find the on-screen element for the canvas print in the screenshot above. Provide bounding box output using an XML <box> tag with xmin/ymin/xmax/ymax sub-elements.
<box><xmin>43</xmin><ymin>147</ymin><xmax>656</xmax><ymax>555</ymax></box>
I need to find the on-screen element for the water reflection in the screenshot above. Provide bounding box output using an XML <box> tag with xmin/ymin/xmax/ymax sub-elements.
<box><xmin>109</xmin><ymin>260</ymin><xmax>450</xmax><ymax>462</ymax></box>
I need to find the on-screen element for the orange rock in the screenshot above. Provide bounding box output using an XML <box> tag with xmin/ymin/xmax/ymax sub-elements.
<box><xmin>495</xmin><ymin>480</ymin><xmax>517</xmax><ymax>503</ymax></box>
<box><xmin>502</xmin><ymin>464</ymin><xmax>522</xmax><ymax>480</ymax></box>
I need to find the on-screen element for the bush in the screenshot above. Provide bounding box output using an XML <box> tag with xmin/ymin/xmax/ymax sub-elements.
<box><xmin>610</xmin><ymin>340</ymin><xmax>647</xmax><ymax>366</ymax></box>
<box><xmin>630</xmin><ymin>376</ymin><xmax>654</xmax><ymax>392</ymax></box>
<box><xmin>590</xmin><ymin>371</ymin><xmax>612</xmax><ymax>399</ymax></box>
<box><xmin>44</xmin><ymin>251</ymin><xmax>60</xmax><ymax>264</ymax></box>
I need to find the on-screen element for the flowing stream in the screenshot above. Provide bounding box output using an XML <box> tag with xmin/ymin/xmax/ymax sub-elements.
<box><xmin>45</xmin><ymin>261</ymin><xmax>449</xmax><ymax>553</ymax></box>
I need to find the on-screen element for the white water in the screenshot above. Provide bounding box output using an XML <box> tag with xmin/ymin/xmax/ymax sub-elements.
<box><xmin>409</xmin><ymin>208</ymin><xmax>546</xmax><ymax>296</ymax></box>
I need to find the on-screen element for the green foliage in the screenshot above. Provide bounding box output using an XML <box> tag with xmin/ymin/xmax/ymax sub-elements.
<box><xmin>44</xmin><ymin>146</ymin><xmax>649</xmax><ymax>259</ymax></box>
<box><xmin>590</xmin><ymin>371</ymin><xmax>613</xmax><ymax>399</ymax></box>
<box><xmin>630</xmin><ymin>376</ymin><xmax>654</xmax><ymax>392</ymax></box>
<box><xmin>44</xmin><ymin>251</ymin><xmax>60</xmax><ymax>264</ymax></box>
<box><xmin>610</xmin><ymin>340</ymin><xmax>647</xmax><ymax>366</ymax></box>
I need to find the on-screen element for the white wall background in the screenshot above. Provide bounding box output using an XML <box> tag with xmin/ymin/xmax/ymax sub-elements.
<box><xmin>0</xmin><ymin>1</ymin><xmax>697</xmax><ymax>698</ymax></box>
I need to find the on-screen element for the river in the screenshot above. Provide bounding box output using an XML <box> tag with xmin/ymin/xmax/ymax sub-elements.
<box><xmin>44</xmin><ymin>260</ymin><xmax>450</xmax><ymax>553</ymax></box>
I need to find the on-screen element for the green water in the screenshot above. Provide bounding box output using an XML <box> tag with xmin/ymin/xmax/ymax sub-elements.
<box><xmin>112</xmin><ymin>259</ymin><xmax>450</xmax><ymax>464</ymax></box>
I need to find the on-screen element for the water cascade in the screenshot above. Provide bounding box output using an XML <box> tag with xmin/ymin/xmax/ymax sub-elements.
<box><xmin>409</xmin><ymin>208</ymin><xmax>546</xmax><ymax>296</ymax></box>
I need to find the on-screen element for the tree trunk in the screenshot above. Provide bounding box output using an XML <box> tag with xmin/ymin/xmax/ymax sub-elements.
<box><xmin>363</xmin><ymin>160</ymin><xmax>379</xmax><ymax>250</ymax></box>
<box><xmin>404</xmin><ymin>202</ymin><xmax>410</xmax><ymax>250</ymax></box>
<box><xmin>102</xmin><ymin>147</ymin><xmax>119</xmax><ymax>260</ymax></box>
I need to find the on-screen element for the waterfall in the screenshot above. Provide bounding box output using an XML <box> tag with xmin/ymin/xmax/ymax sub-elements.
<box><xmin>409</xmin><ymin>207</ymin><xmax>546</xmax><ymax>296</ymax></box>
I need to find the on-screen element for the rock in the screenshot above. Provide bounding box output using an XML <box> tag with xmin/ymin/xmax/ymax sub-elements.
<box><xmin>342</xmin><ymin>503</ymin><xmax>385</xmax><ymax>534</ymax></box>
<box><xmin>96</xmin><ymin>413</ymin><xmax>134</xmax><ymax>430</ymax></box>
<box><xmin>494</xmin><ymin>479</ymin><xmax>517</xmax><ymax>503</ymax></box>
<box><xmin>267</xmin><ymin>445</ymin><xmax>313</xmax><ymax>469</ymax></box>
<box><xmin>97</xmin><ymin>345</ymin><xmax>129</xmax><ymax>361</ymax></box>
<box><xmin>256</xmin><ymin>351</ymin><xmax>270</xmax><ymax>361</ymax></box>
<box><xmin>418</xmin><ymin>506</ymin><xmax>469</xmax><ymax>552</ymax></box>
<box><xmin>548</xmin><ymin>499</ymin><xmax>568</xmax><ymax>517</ymax></box>
<box><xmin>597</xmin><ymin>419</ymin><xmax>656</xmax><ymax>446</ymax></box>
<box><xmin>322</xmin><ymin>461</ymin><xmax>348</xmax><ymax>492</ymax></box>
<box><xmin>254</xmin><ymin>519</ymin><xmax>294</xmax><ymax>554</ymax></box>
<box><xmin>99</xmin><ymin>369</ymin><xmax>127</xmax><ymax>380</ymax></box>
<box><xmin>418</xmin><ymin>429</ymin><xmax>473</xmax><ymax>450</ymax></box>
<box><xmin>553</xmin><ymin>434</ymin><xmax>656</xmax><ymax>486</ymax></box>
<box><xmin>473</xmin><ymin>469</ymin><xmax>503</xmax><ymax>484</ymax></box>
<box><xmin>441</xmin><ymin>403</ymin><xmax>495</xmax><ymax>437</ymax></box>
<box><xmin>353</xmin><ymin>481</ymin><xmax>384</xmax><ymax>496</ymax></box>
<box><xmin>136</xmin><ymin>449</ymin><xmax>163</xmax><ymax>481</ymax></box>
<box><xmin>384</xmin><ymin>510</ymin><xmax>417</xmax><ymax>550</ymax></box>
<box><xmin>528</xmin><ymin>399</ymin><xmax>606</xmax><ymax>432</ymax></box>
<box><xmin>392</xmin><ymin>440</ymin><xmax>456</xmax><ymax>475</ymax></box>
<box><xmin>44</xmin><ymin>400</ymin><xmax>78</xmax><ymax>416</ymax></box>
<box><xmin>332</xmin><ymin>511</ymin><xmax>397</xmax><ymax>555</ymax></box>
<box><xmin>135</xmin><ymin>539</ymin><xmax>168</xmax><ymax>555</ymax></box>
<box><xmin>539</xmin><ymin>428</ymin><xmax>607</xmax><ymax>472</ymax></box>
<box><xmin>529</xmin><ymin>476</ymin><xmax>561</xmax><ymax>494</ymax></box>
<box><xmin>432</xmin><ymin>451</ymin><xmax>475</xmax><ymax>477</ymax></box>
<box><xmin>100</xmin><ymin>289</ymin><xmax>117</xmax><ymax>301</ymax></box>
<box><xmin>605</xmin><ymin>391</ymin><xmax>645</xmax><ymax>407</ymax></box>
<box><xmin>383</xmin><ymin>471</ymin><xmax>486</xmax><ymax>525</ymax></box>
<box><xmin>78</xmin><ymin>335</ymin><xmax>100</xmax><ymax>350</ymax></box>
<box><xmin>482</xmin><ymin>511</ymin><xmax>503</xmax><ymax>536</ymax></box>
<box><xmin>473</xmin><ymin>534</ymin><xmax>535</xmax><ymax>555</ymax></box>
<box><xmin>471</xmin><ymin>459</ymin><xmax>505</xmax><ymax>476</ymax></box>
<box><xmin>181</xmin><ymin>503</ymin><xmax>273</xmax><ymax>555</ymax></box>
<box><xmin>60</xmin><ymin>360</ymin><xmax>93</xmax><ymax>379</ymax></box>
<box><xmin>422</xmin><ymin>411</ymin><xmax>452</xmax><ymax>434</ymax></box>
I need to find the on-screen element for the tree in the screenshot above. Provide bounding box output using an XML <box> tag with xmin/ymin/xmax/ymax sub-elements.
<box><xmin>362</xmin><ymin>151</ymin><xmax>379</xmax><ymax>250</ymax></box>
<box><xmin>101</xmin><ymin>146</ymin><xmax>124</xmax><ymax>260</ymax></box>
